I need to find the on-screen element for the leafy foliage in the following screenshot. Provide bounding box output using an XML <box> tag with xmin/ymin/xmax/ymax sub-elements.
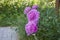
<box><xmin>0</xmin><ymin>0</ymin><xmax>60</xmax><ymax>40</ymax></box>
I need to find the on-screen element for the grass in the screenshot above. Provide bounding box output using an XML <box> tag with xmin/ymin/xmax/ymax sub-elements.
<box><xmin>0</xmin><ymin>0</ymin><xmax>60</xmax><ymax>40</ymax></box>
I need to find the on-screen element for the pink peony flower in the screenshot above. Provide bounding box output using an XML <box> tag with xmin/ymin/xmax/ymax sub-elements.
<box><xmin>24</xmin><ymin>5</ymin><xmax>40</xmax><ymax>36</ymax></box>
<box><xmin>27</xmin><ymin>9</ymin><xmax>40</xmax><ymax>24</ymax></box>
<box><xmin>25</xmin><ymin>21</ymin><xmax>38</xmax><ymax>36</ymax></box>
<box><xmin>24</xmin><ymin>7</ymin><xmax>31</xmax><ymax>14</ymax></box>
<box><xmin>32</xmin><ymin>5</ymin><xmax>38</xmax><ymax>9</ymax></box>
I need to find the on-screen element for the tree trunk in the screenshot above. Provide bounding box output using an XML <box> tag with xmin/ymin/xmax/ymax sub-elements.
<box><xmin>55</xmin><ymin>0</ymin><xmax>60</xmax><ymax>14</ymax></box>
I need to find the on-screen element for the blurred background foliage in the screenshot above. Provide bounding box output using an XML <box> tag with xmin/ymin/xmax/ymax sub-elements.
<box><xmin>0</xmin><ymin>0</ymin><xmax>60</xmax><ymax>40</ymax></box>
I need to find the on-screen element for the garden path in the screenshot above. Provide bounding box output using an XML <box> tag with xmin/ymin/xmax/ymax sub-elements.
<box><xmin>0</xmin><ymin>27</ymin><xmax>19</xmax><ymax>40</ymax></box>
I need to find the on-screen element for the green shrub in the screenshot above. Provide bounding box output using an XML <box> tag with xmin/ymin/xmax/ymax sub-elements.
<box><xmin>0</xmin><ymin>0</ymin><xmax>60</xmax><ymax>40</ymax></box>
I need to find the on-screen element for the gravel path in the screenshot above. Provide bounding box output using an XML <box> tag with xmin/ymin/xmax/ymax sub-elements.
<box><xmin>0</xmin><ymin>27</ymin><xmax>18</xmax><ymax>40</ymax></box>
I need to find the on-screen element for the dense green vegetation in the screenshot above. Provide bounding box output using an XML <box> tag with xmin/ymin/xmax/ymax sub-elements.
<box><xmin>0</xmin><ymin>0</ymin><xmax>60</xmax><ymax>40</ymax></box>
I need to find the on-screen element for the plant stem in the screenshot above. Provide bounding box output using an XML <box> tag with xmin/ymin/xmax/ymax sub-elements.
<box><xmin>32</xmin><ymin>34</ymin><xmax>38</xmax><ymax>40</ymax></box>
